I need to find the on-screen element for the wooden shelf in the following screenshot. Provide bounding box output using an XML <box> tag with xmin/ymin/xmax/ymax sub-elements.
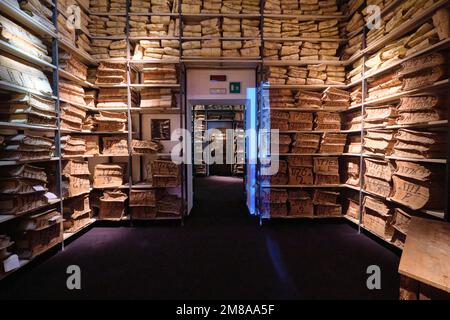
<box><xmin>0</xmin><ymin>80</ymin><xmax>55</xmax><ymax>100</ymax></box>
<box><xmin>63</xmin><ymin>190</ymin><xmax>92</xmax><ymax>201</ymax></box>
<box><xmin>90</xmin><ymin>36</ymin><xmax>126</xmax><ymax>40</ymax></box>
<box><xmin>263</xmin><ymin>37</ymin><xmax>346</xmax><ymax>42</ymax></box>
<box><xmin>0</xmin><ymin>40</ymin><xmax>56</xmax><ymax>70</ymax></box>
<box><xmin>344</xmin><ymin>215</ymin><xmax>360</xmax><ymax>225</ymax></box>
<box><xmin>275</xmin><ymin>153</ymin><xmax>344</xmax><ymax>157</ymax></box>
<box><xmin>267</xmin><ymin>107</ymin><xmax>347</xmax><ymax>112</ymax></box>
<box><xmin>0</xmin><ymin>122</ymin><xmax>57</xmax><ymax>131</ymax></box>
<box><xmin>349</xmin><ymin>39</ymin><xmax>450</xmax><ymax>87</ymax></box>
<box><xmin>59</xmin><ymin>38</ymin><xmax>97</xmax><ymax>66</ymax></box>
<box><xmin>63</xmin><ymin>218</ymin><xmax>96</xmax><ymax>241</ymax></box>
<box><xmin>138</xmin><ymin>108</ymin><xmax>182</xmax><ymax>114</ymax></box>
<box><xmin>261</xmin><ymin>184</ymin><xmax>343</xmax><ymax>188</ymax></box>
<box><xmin>129</xmin><ymin>12</ymin><xmax>180</xmax><ymax>17</ymax></box>
<box><xmin>182</xmin><ymin>13</ymin><xmax>261</xmax><ymax>19</ymax></box>
<box><xmin>262</xmin><ymin>215</ymin><xmax>345</xmax><ymax>220</ymax></box>
<box><xmin>60</xmin><ymin>129</ymin><xmax>130</xmax><ymax>135</ymax></box>
<box><xmin>0</xmin><ymin>157</ymin><xmax>60</xmax><ymax>166</ymax></box>
<box><xmin>129</xmin><ymin>36</ymin><xmax>179</xmax><ymax>41</ymax></box>
<box><xmin>0</xmin><ymin>199</ymin><xmax>62</xmax><ymax>225</ymax></box>
<box><xmin>58</xmin><ymin>98</ymin><xmax>96</xmax><ymax>111</ymax></box>
<box><xmin>58</xmin><ymin>69</ymin><xmax>98</xmax><ymax>88</ymax></box>
<box><xmin>263</xmin><ymin>84</ymin><xmax>346</xmax><ymax>90</ymax></box>
<box><xmin>263</xmin><ymin>59</ymin><xmax>345</xmax><ymax>66</ymax></box>
<box><xmin>130</xmin><ymin>84</ymin><xmax>181</xmax><ymax>89</ymax></box>
<box><xmin>0</xmin><ymin>0</ymin><xmax>57</xmax><ymax>38</ymax></box>
<box><xmin>348</xmin><ymin>0</ymin><xmax>449</xmax><ymax>64</ymax></box>
<box><xmin>343</xmin><ymin>184</ymin><xmax>361</xmax><ymax>192</ymax></box>
<box><xmin>181</xmin><ymin>37</ymin><xmax>260</xmax><ymax>41</ymax></box>
<box><xmin>361</xmin><ymin>189</ymin><xmax>445</xmax><ymax>219</ymax></box>
<box><xmin>263</xmin><ymin>13</ymin><xmax>346</xmax><ymax>20</ymax></box>
<box><xmin>360</xmin><ymin>224</ymin><xmax>403</xmax><ymax>250</ymax></box>
<box><xmin>362</xmin><ymin>80</ymin><xmax>450</xmax><ymax>106</ymax></box>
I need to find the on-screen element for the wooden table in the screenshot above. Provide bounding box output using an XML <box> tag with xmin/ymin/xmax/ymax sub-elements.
<box><xmin>399</xmin><ymin>217</ymin><xmax>450</xmax><ymax>299</ymax></box>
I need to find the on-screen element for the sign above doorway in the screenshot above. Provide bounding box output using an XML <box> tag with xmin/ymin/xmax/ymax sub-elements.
<box><xmin>230</xmin><ymin>82</ymin><xmax>241</xmax><ymax>94</ymax></box>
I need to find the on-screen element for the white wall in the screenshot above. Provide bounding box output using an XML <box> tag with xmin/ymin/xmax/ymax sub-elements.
<box><xmin>187</xmin><ymin>69</ymin><xmax>256</xmax><ymax>101</ymax></box>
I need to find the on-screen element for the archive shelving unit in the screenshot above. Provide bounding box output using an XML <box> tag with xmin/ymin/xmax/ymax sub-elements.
<box><xmin>1</xmin><ymin>0</ymin><xmax>450</xmax><ymax>281</ymax></box>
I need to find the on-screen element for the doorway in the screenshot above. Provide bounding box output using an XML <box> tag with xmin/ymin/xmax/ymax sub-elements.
<box><xmin>185</xmin><ymin>68</ymin><xmax>257</xmax><ymax>217</ymax></box>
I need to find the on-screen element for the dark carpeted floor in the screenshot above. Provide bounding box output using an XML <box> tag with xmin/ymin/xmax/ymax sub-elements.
<box><xmin>0</xmin><ymin>176</ymin><xmax>400</xmax><ymax>300</ymax></box>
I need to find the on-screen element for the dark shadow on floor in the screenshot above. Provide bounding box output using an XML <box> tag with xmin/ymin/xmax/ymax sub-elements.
<box><xmin>0</xmin><ymin>176</ymin><xmax>400</xmax><ymax>300</ymax></box>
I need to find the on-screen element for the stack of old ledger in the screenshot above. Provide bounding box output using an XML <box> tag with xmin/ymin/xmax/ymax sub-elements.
<box><xmin>0</xmin><ymin>164</ymin><xmax>48</xmax><ymax>215</ymax></box>
<box><xmin>61</xmin><ymin>160</ymin><xmax>91</xmax><ymax>198</ymax></box>
<box><xmin>319</xmin><ymin>133</ymin><xmax>347</xmax><ymax>153</ymax></box>
<box><xmin>142</xmin><ymin>64</ymin><xmax>177</xmax><ymax>84</ymax></box>
<box><xmin>157</xmin><ymin>192</ymin><xmax>182</xmax><ymax>216</ymax></box>
<box><xmin>0</xmin><ymin>93</ymin><xmax>56</xmax><ymax>128</ymax></box>
<box><xmin>346</xmin><ymin>135</ymin><xmax>361</xmax><ymax>154</ymax></box>
<box><xmin>61</xmin><ymin>135</ymin><xmax>86</xmax><ymax>158</ymax></box>
<box><xmin>289</xmin><ymin>190</ymin><xmax>314</xmax><ymax>216</ymax></box>
<box><xmin>0</xmin><ymin>235</ymin><xmax>18</xmax><ymax>274</ymax></box>
<box><xmin>289</xmin><ymin>111</ymin><xmax>314</xmax><ymax>131</ymax></box>
<box><xmin>140</xmin><ymin>88</ymin><xmax>175</xmax><ymax>109</ymax></box>
<box><xmin>102</xmin><ymin>136</ymin><xmax>128</xmax><ymax>155</ymax></box>
<box><xmin>17</xmin><ymin>0</ymin><xmax>56</xmax><ymax>32</ymax></box>
<box><xmin>84</xmin><ymin>90</ymin><xmax>97</xmax><ymax>109</ymax></box>
<box><xmin>347</xmin><ymin>57</ymin><xmax>363</xmax><ymax>83</ymax></box>
<box><xmin>291</xmin><ymin>133</ymin><xmax>320</xmax><ymax>153</ymax></box>
<box><xmin>129</xmin><ymin>189</ymin><xmax>162</xmax><ymax>219</ymax></box>
<box><xmin>91</xmin><ymin>0</ymin><xmax>127</xmax><ymax>13</ymax></box>
<box><xmin>96</xmin><ymin>62</ymin><xmax>127</xmax><ymax>85</ymax></box>
<box><xmin>395</xmin><ymin>94</ymin><xmax>448</xmax><ymax>125</ymax></box>
<box><xmin>391</xmin><ymin>160</ymin><xmax>444</xmax><ymax>211</ymax></box>
<box><xmin>131</xmin><ymin>139</ymin><xmax>162</xmax><ymax>154</ymax></box>
<box><xmin>181</xmin><ymin>0</ymin><xmax>201</xmax><ymax>13</ymax></box>
<box><xmin>322</xmin><ymin>87</ymin><xmax>350</xmax><ymax>110</ymax></box>
<box><xmin>261</xmin><ymin>188</ymin><xmax>288</xmax><ymax>217</ymax></box>
<box><xmin>59</xmin><ymin>51</ymin><xmax>88</xmax><ymax>81</ymax></box>
<box><xmin>93</xmin><ymin>111</ymin><xmax>127</xmax><ymax>132</ymax></box>
<box><xmin>295</xmin><ymin>90</ymin><xmax>321</xmax><ymax>109</ymax></box>
<box><xmin>151</xmin><ymin>160</ymin><xmax>181</xmax><ymax>188</ymax></box>
<box><xmin>262</xmin><ymin>159</ymin><xmax>288</xmax><ymax>185</ymax></box>
<box><xmin>399</xmin><ymin>52</ymin><xmax>447</xmax><ymax>92</ymax></box>
<box><xmin>130</xmin><ymin>0</ymin><xmax>151</xmax><ymax>13</ymax></box>
<box><xmin>16</xmin><ymin>208</ymin><xmax>63</xmax><ymax>259</ymax></box>
<box><xmin>367</xmin><ymin>70</ymin><xmax>402</xmax><ymax>100</ymax></box>
<box><xmin>0</xmin><ymin>134</ymin><xmax>54</xmax><ymax>161</ymax></box>
<box><xmin>93</xmin><ymin>163</ymin><xmax>126</xmax><ymax>188</ymax></box>
<box><xmin>63</xmin><ymin>194</ymin><xmax>91</xmax><ymax>234</ymax></box>
<box><xmin>0</xmin><ymin>55</ymin><xmax>53</xmax><ymax>96</ymax></box>
<box><xmin>344</xmin><ymin>110</ymin><xmax>363</xmax><ymax>131</ymax></box>
<box><xmin>364</xmin><ymin>130</ymin><xmax>394</xmax><ymax>156</ymax></box>
<box><xmin>0</xmin><ymin>15</ymin><xmax>52</xmax><ymax>63</ymax></box>
<box><xmin>97</xmin><ymin>88</ymin><xmax>139</xmax><ymax>109</ymax></box>
<box><xmin>134</xmin><ymin>37</ymin><xmax>180</xmax><ymax>61</ymax></box>
<box><xmin>363</xmin><ymin>196</ymin><xmax>394</xmax><ymax>240</ymax></box>
<box><xmin>314</xmin><ymin>157</ymin><xmax>340</xmax><ymax>185</ymax></box>
<box><xmin>60</xmin><ymin>102</ymin><xmax>87</xmax><ymax>131</ymax></box>
<box><xmin>99</xmin><ymin>190</ymin><xmax>128</xmax><ymax>220</ymax></box>
<box><xmin>313</xmin><ymin>189</ymin><xmax>342</xmax><ymax>216</ymax></box>
<box><xmin>263</xmin><ymin>89</ymin><xmax>294</xmax><ymax>109</ymax></box>
<box><xmin>363</xmin><ymin>158</ymin><xmax>392</xmax><ymax>198</ymax></box>
<box><xmin>344</xmin><ymin>157</ymin><xmax>360</xmax><ymax>186</ymax></box>
<box><xmin>268</xmin><ymin>110</ymin><xmax>289</xmax><ymax>131</ymax></box>
<box><xmin>391</xmin><ymin>129</ymin><xmax>447</xmax><ymax>159</ymax></box>
<box><xmin>349</xmin><ymin>87</ymin><xmax>362</xmax><ymax>106</ymax></box>
<box><xmin>314</xmin><ymin>111</ymin><xmax>341</xmax><ymax>131</ymax></box>
<box><xmin>343</xmin><ymin>9</ymin><xmax>363</xmax><ymax>59</ymax></box>
<box><xmin>287</xmin><ymin>156</ymin><xmax>314</xmax><ymax>186</ymax></box>
<box><xmin>59</xmin><ymin>81</ymin><xmax>86</xmax><ymax>107</ymax></box>
<box><xmin>365</xmin><ymin>105</ymin><xmax>396</xmax><ymax>128</ymax></box>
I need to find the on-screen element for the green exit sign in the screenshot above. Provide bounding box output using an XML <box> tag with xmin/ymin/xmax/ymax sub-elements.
<box><xmin>229</xmin><ymin>82</ymin><xmax>241</xmax><ymax>94</ymax></box>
